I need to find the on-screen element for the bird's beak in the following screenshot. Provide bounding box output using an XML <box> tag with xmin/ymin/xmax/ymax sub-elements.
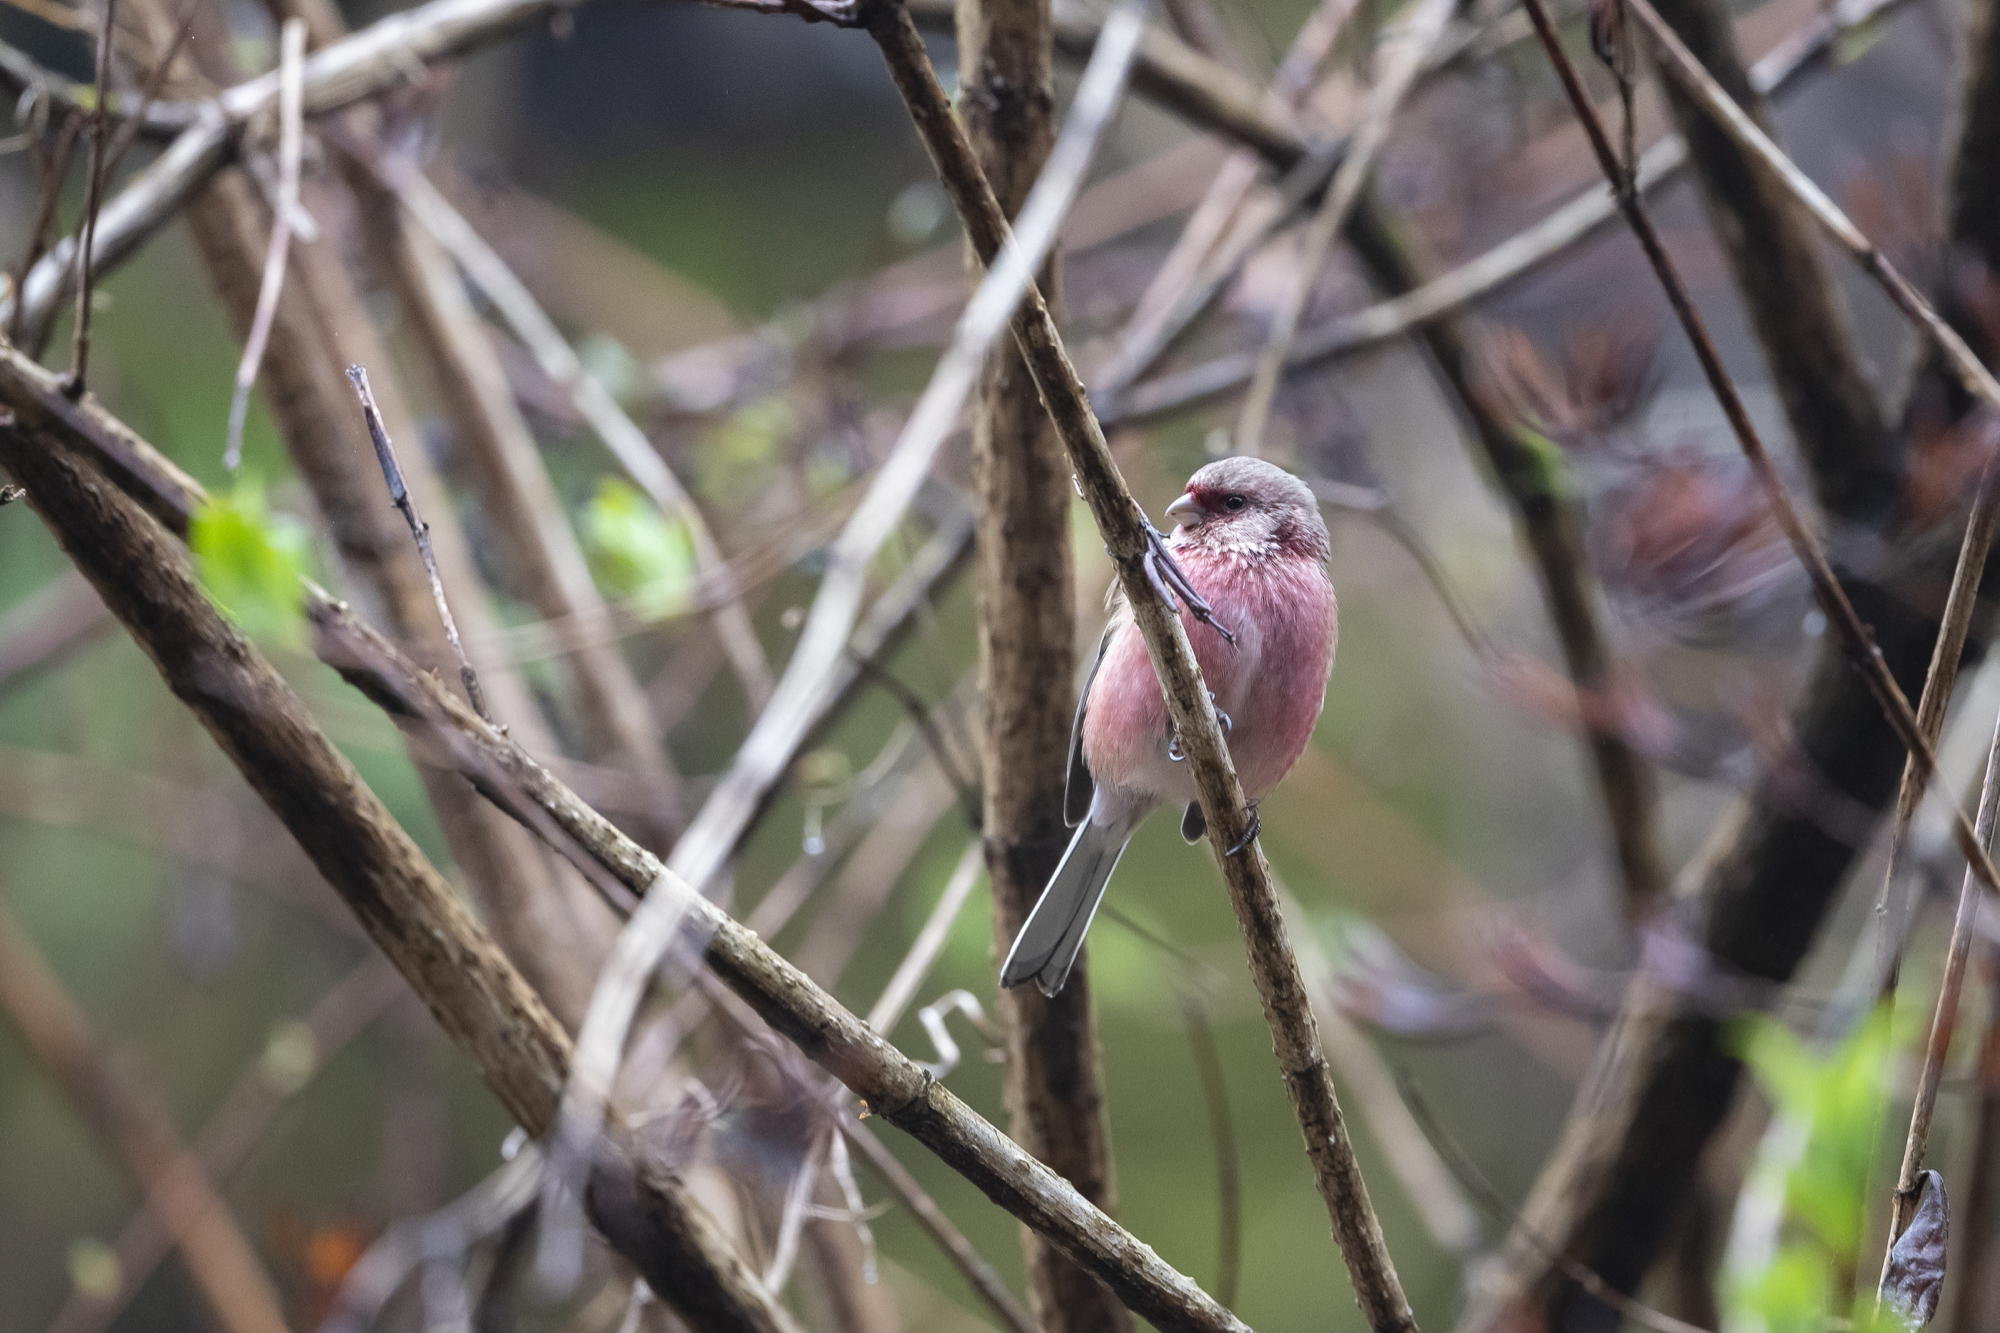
<box><xmin>1166</xmin><ymin>492</ymin><xmax>1203</xmax><ymax>528</ymax></box>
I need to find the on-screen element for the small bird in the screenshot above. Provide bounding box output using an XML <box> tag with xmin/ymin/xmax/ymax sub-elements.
<box><xmin>1000</xmin><ymin>457</ymin><xmax>1339</xmax><ymax>997</ymax></box>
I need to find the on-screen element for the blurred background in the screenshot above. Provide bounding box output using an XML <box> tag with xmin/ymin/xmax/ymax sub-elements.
<box><xmin>0</xmin><ymin>0</ymin><xmax>1982</xmax><ymax>1327</ymax></box>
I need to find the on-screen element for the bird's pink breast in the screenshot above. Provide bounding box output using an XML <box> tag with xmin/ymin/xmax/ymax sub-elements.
<box><xmin>1081</xmin><ymin>548</ymin><xmax>1337</xmax><ymax>809</ymax></box>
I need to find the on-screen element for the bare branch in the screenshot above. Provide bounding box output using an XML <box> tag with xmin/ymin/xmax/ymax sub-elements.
<box><xmin>1233</xmin><ymin>0</ymin><xmax>1455</xmax><ymax>456</ymax></box>
<box><xmin>0</xmin><ymin>367</ymin><xmax>799</xmax><ymax>1333</ymax></box>
<box><xmin>224</xmin><ymin>17</ymin><xmax>305</xmax><ymax>472</ymax></box>
<box><xmin>349</xmin><ymin>364</ymin><xmax>492</xmax><ymax>721</ymax></box>
<box><xmin>339</xmin><ymin>136</ymin><xmax>776</xmax><ymax>710</ymax></box>
<box><xmin>1097</xmin><ymin>0</ymin><xmax>1912</xmax><ymax>424</ymax></box>
<box><xmin>1640</xmin><ymin>0</ymin><xmax>1893</xmax><ymax>523</ymax></box>
<box><xmin>63</xmin><ymin>0</ymin><xmax>116</xmax><ymax>395</ymax></box>
<box><xmin>349</xmin><ymin>161</ymin><xmax>687</xmax><ymax>845</ymax></box>
<box><xmin>306</xmin><ymin>596</ymin><xmax>1252</xmax><ymax>1333</ymax></box>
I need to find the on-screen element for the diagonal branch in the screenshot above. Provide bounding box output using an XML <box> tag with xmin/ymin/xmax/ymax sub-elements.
<box><xmin>307</xmin><ymin>595</ymin><xmax>1251</xmax><ymax>1333</ymax></box>
<box><xmin>0</xmin><ymin>370</ymin><xmax>799</xmax><ymax>1333</ymax></box>
<box><xmin>1232</xmin><ymin>0</ymin><xmax>1456</xmax><ymax>456</ymax></box>
<box><xmin>1639</xmin><ymin>0</ymin><xmax>1894</xmax><ymax>524</ymax></box>
<box><xmin>1098</xmin><ymin>0</ymin><xmax>1912</xmax><ymax>423</ymax></box>
<box><xmin>339</xmin><ymin>136</ymin><xmax>775</xmax><ymax>710</ymax></box>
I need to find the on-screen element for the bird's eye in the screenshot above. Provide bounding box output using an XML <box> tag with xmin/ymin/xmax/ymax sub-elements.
<box><xmin>1223</xmin><ymin>494</ymin><xmax>1247</xmax><ymax>511</ymax></box>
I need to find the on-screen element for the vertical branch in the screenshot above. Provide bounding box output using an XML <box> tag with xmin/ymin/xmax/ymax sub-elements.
<box><xmin>64</xmin><ymin>0</ymin><xmax>116</xmax><ymax>395</ymax></box>
<box><xmin>956</xmin><ymin>0</ymin><xmax>1125</xmax><ymax>1323</ymax></box>
<box><xmin>1880</xmin><ymin>692</ymin><xmax>2000</xmax><ymax>1299</ymax></box>
<box><xmin>223</xmin><ymin>16</ymin><xmax>305</xmax><ymax>472</ymax></box>
<box><xmin>342</xmin><ymin>171</ymin><xmax>684</xmax><ymax>846</ymax></box>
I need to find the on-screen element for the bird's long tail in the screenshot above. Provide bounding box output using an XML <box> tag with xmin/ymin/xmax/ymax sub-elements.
<box><xmin>999</xmin><ymin>817</ymin><xmax>1135</xmax><ymax>997</ymax></box>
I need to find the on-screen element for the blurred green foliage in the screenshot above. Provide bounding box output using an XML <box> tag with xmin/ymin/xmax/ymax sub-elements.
<box><xmin>1726</xmin><ymin>1007</ymin><xmax>1910</xmax><ymax>1333</ymax></box>
<box><xmin>189</xmin><ymin>479</ymin><xmax>315</xmax><ymax>648</ymax></box>
<box><xmin>581</xmin><ymin>478</ymin><xmax>696</xmax><ymax>617</ymax></box>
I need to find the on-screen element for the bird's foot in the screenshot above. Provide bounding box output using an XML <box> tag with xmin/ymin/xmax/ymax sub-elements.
<box><xmin>1142</xmin><ymin>524</ymin><xmax>1237</xmax><ymax>646</ymax></box>
<box><xmin>1210</xmin><ymin>691</ymin><xmax>1231</xmax><ymax>733</ymax></box>
<box><xmin>1225</xmin><ymin>805</ymin><xmax>1261</xmax><ymax>857</ymax></box>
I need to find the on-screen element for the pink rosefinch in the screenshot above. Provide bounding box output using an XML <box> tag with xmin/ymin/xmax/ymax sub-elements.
<box><xmin>1000</xmin><ymin>457</ymin><xmax>1339</xmax><ymax>996</ymax></box>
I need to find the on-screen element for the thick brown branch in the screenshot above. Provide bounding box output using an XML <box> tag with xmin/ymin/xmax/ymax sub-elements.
<box><xmin>306</xmin><ymin>597</ymin><xmax>1253</xmax><ymax>1333</ymax></box>
<box><xmin>957</xmin><ymin>0</ymin><xmax>1124</xmax><ymax>1322</ymax></box>
<box><xmin>0</xmin><ymin>381</ymin><xmax>798</xmax><ymax>1333</ymax></box>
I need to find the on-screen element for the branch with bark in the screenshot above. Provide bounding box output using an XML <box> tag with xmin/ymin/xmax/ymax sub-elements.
<box><xmin>956</xmin><ymin>0</ymin><xmax>1127</xmax><ymax>1321</ymax></box>
<box><xmin>0</xmin><ymin>366</ymin><xmax>800</xmax><ymax>1333</ymax></box>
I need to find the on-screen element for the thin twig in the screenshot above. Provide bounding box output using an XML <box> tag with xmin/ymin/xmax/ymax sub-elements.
<box><xmin>1520</xmin><ymin>0</ymin><xmax>2000</xmax><ymax>935</ymax></box>
<box><xmin>867</xmin><ymin>837</ymin><xmax>984</xmax><ymax>1035</ymax></box>
<box><xmin>98</xmin><ymin>0</ymin><xmax>202</xmax><ymax>182</ymax></box>
<box><xmin>1097</xmin><ymin>0</ymin><xmax>1912</xmax><ymax>424</ymax></box>
<box><xmin>862</xmin><ymin>3</ymin><xmax>1415</xmax><ymax>1325</ymax></box>
<box><xmin>348</xmin><ymin>364</ymin><xmax>491</xmax><ymax>721</ymax></box>
<box><xmin>335</xmin><ymin>134</ymin><xmax>775</xmax><ymax>710</ymax></box>
<box><xmin>839</xmin><ymin>1119</ymin><xmax>1039</xmax><ymax>1333</ymax></box>
<box><xmin>352</xmin><ymin>149</ymin><xmax>687</xmax><ymax>845</ymax></box>
<box><xmin>1179</xmin><ymin>992</ymin><xmax>1242</xmax><ymax>1309</ymax></box>
<box><xmin>1233</xmin><ymin>0</ymin><xmax>1456</xmax><ymax>456</ymax></box>
<box><xmin>224</xmin><ymin>18</ymin><xmax>305</xmax><ymax>471</ymax></box>
<box><xmin>1624</xmin><ymin>0</ymin><xmax>2000</xmax><ymax>410</ymax></box>
<box><xmin>307</xmin><ymin>598</ymin><xmax>1249</xmax><ymax>1332</ymax></box>
<box><xmin>1878</xmin><ymin>694</ymin><xmax>2000</xmax><ymax>1299</ymax></box>
<box><xmin>6</xmin><ymin>109</ymin><xmax>81</xmax><ymax>345</ymax></box>
<box><xmin>1397</xmin><ymin>1071</ymin><xmax>1711</xmax><ymax>1333</ymax></box>
<box><xmin>845</xmin><ymin>650</ymin><xmax>981</xmax><ymax>831</ymax></box>
<box><xmin>1102</xmin><ymin>0</ymin><xmax>1365</xmax><ymax>395</ymax></box>
<box><xmin>63</xmin><ymin>0</ymin><xmax>116</xmax><ymax>396</ymax></box>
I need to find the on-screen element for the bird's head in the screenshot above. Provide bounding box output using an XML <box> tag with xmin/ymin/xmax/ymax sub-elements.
<box><xmin>1165</xmin><ymin>457</ymin><xmax>1329</xmax><ymax>562</ymax></box>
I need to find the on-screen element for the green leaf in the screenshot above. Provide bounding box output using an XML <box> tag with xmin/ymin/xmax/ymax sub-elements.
<box><xmin>1730</xmin><ymin>1243</ymin><xmax>1831</xmax><ymax>1333</ymax></box>
<box><xmin>582</xmin><ymin>478</ymin><xmax>696</xmax><ymax>618</ymax></box>
<box><xmin>189</xmin><ymin>480</ymin><xmax>312</xmax><ymax>647</ymax></box>
<box><xmin>1729</xmin><ymin>1005</ymin><xmax>1899</xmax><ymax>1255</ymax></box>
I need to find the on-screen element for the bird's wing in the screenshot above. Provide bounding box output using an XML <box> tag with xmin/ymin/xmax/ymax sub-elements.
<box><xmin>1065</xmin><ymin>622</ymin><xmax>1116</xmax><ymax>828</ymax></box>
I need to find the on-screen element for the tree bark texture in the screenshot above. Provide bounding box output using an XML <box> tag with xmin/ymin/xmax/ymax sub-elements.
<box><xmin>0</xmin><ymin>399</ymin><xmax>798</xmax><ymax>1333</ymax></box>
<box><xmin>958</xmin><ymin>0</ymin><xmax>1129</xmax><ymax>1327</ymax></box>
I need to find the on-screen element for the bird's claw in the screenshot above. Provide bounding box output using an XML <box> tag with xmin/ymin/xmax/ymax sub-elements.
<box><xmin>1142</xmin><ymin>524</ymin><xmax>1237</xmax><ymax>646</ymax></box>
<box><xmin>1210</xmin><ymin>691</ymin><xmax>1231</xmax><ymax>734</ymax></box>
<box><xmin>1225</xmin><ymin>806</ymin><xmax>1261</xmax><ymax>857</ymax></box>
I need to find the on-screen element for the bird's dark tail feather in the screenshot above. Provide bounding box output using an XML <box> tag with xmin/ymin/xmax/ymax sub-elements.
<box><xmin>999</xmin><ymin>818</ymin><xmax>1132</xmax><ymax>997</ymax></box>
